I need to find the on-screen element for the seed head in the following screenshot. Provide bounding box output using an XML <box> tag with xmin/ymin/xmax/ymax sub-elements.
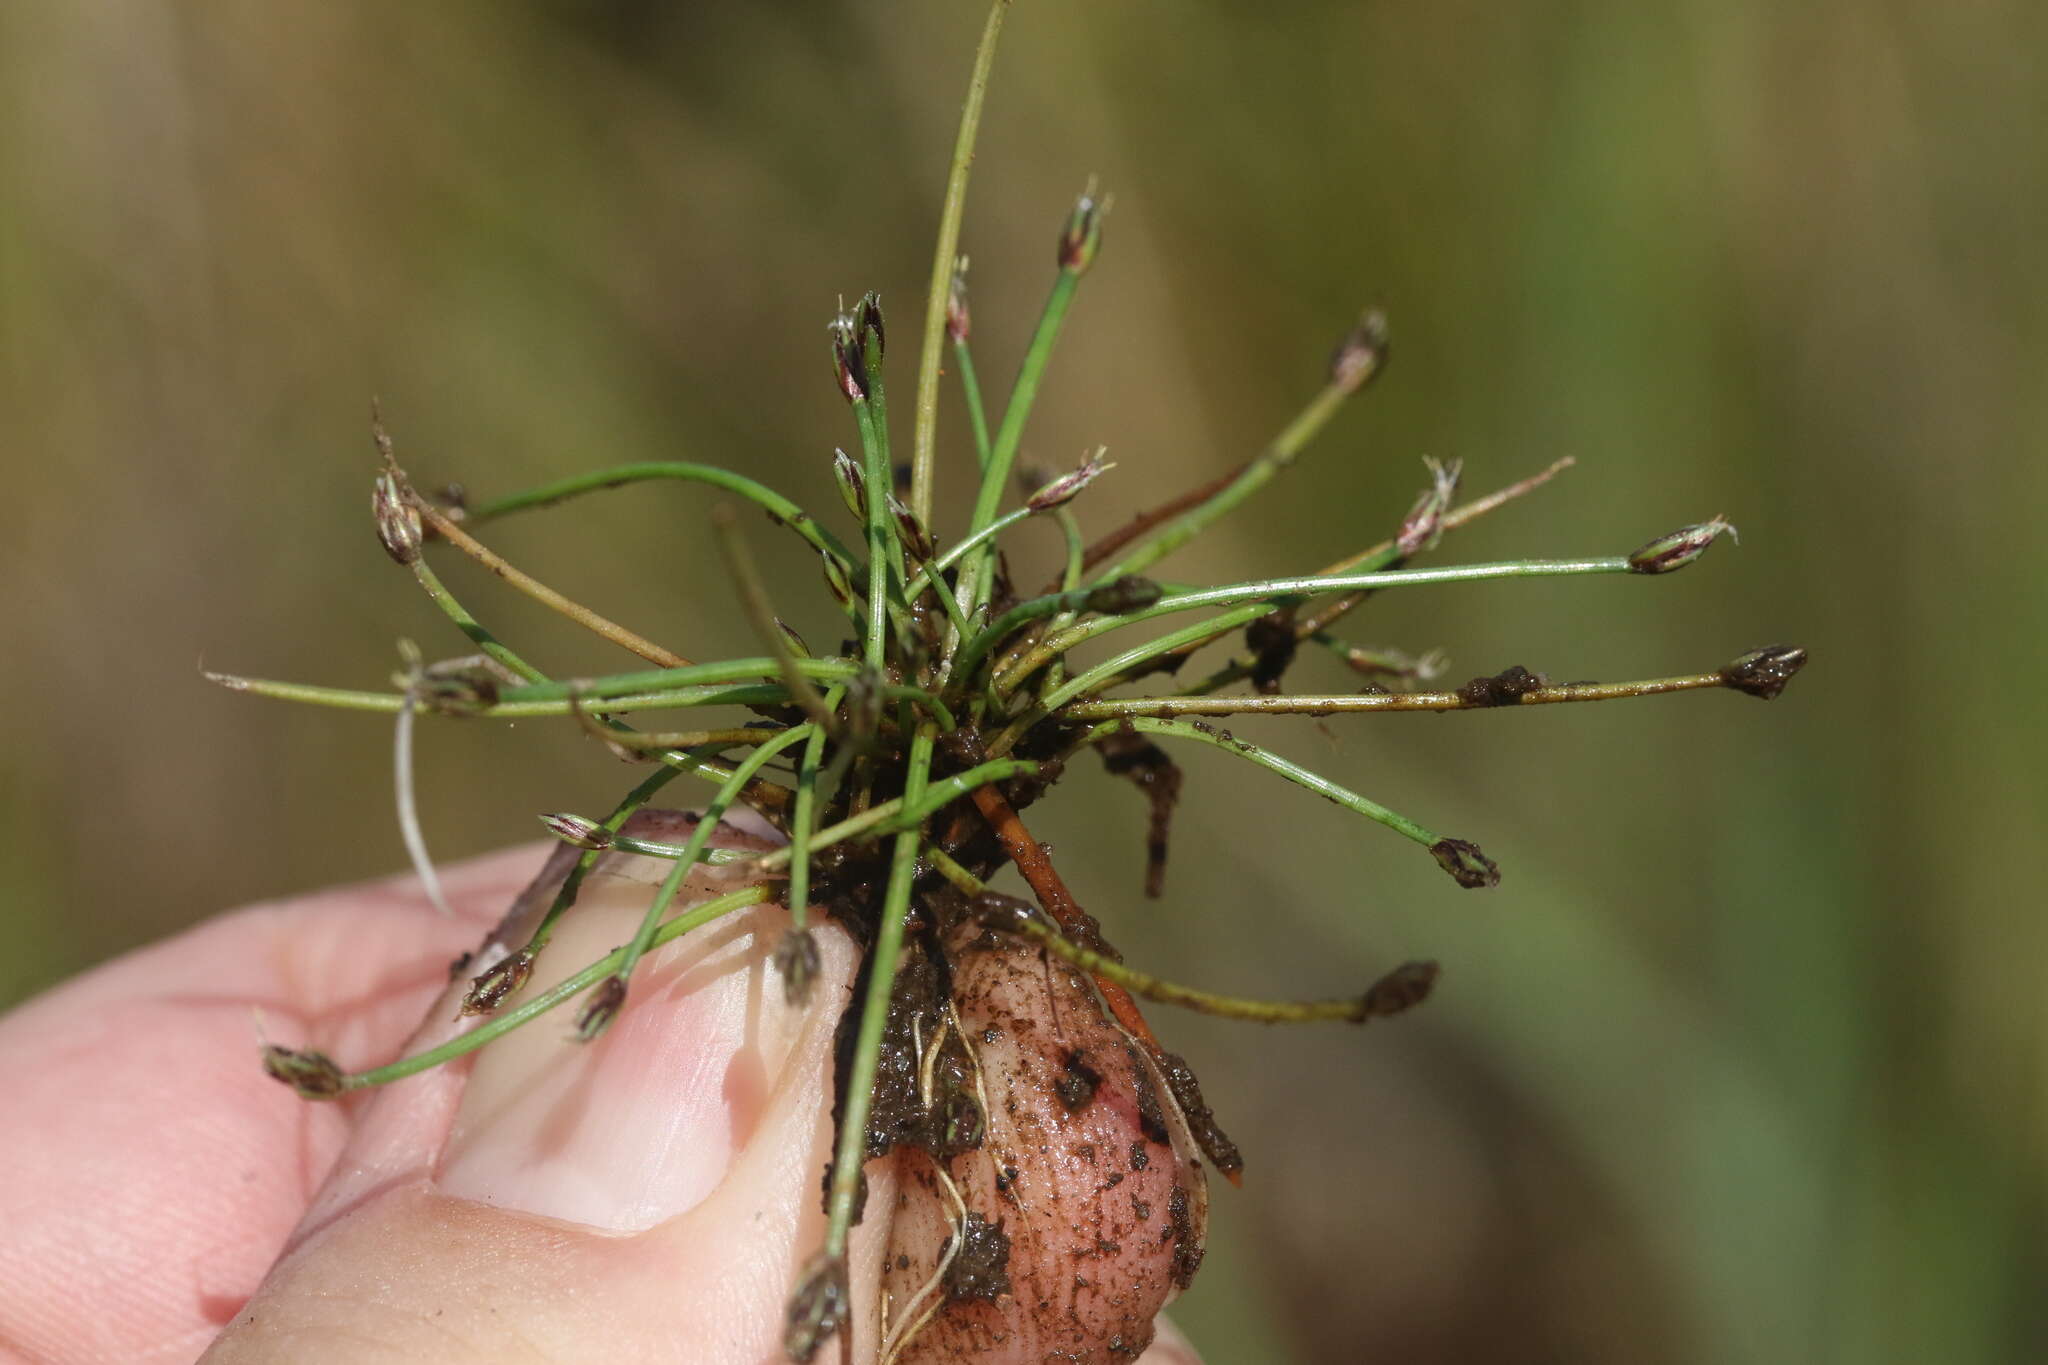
<box><xmin>461</xmin><ymin>949</ymin><xmax>537</xmax><ymax>1016</ymax></box>
<box><xmin>1397</xmin><ymin>457</ymin><xmax>1462</xmax><ymax>558</ymax></box>
<box><xmin>827</xmin><ymin>311</ymin><xmax>867</xmax><ymax>404</ymax></box>
<box><xmin>784</xmin><ymin>1251</ymin><xmax>851</xmax><ymax>1363</ymax></box>
<box><xmin>372</xmin><ymin>472</ymin><xmax>423</xmax><ymax>566</ymax></box>
<box><xmin>539</xmin><ymin>812</ymin><xmax>610</xmax><ymax>850</ymax></box>
<box><xmin>887</xmin><ymin>493</ymin><xmax>935</xmax><ymax>561</ymax></box>
<box><xmin>1430</xmin><ymin>837</ymin><xmax>1501</xmax><ymax>889</ymax></box>
<box><xmin>1058</xmin><ymin>182</ymin><xmax>1106</xmax><ymax>274</ymax></box>
<box><xmin>1026</xmin><ymin>447</ymin><xmax>1116</xmax><ymax>511</ymax></box>
<box><xmin>818</xmin><ymin>549</ymin><xmax>855</xmax><ymax>609</ymax></box>
<box><xmin>773</xmin><ymin>927</ymin><xmax>822</xmax><ymax>1008</ymax></box>
<box><xmin>830</xmin><ymin>447</ymin><xmax>866</xmax><ymax>522</ymax></box>
<box><xmin>1628</xmin><ymin>515</ymin><xmax>1738</xmax><ymax>574</ymax></box>
<box><xmin>261</xmin><ymin>1044</ymin><xmax>347</xmax><ymax>1100</ymax></box>
<box><xmin>1719</xmin><ymin>644</ymin><xmax>1807</xmax><ymax>700</ymax></box>
<box><xmin>574</xmin><ymin>974</ymin><xmax>629</xmax><ymax>1043</ymax></box>
<box><xmin>1359</xmin><ymin>960</ymin><xmax>1440</xmax><ymax>1019</ymax></box>
<box><xmin>1329</xmin><ymin>310</ymin><xmax>1390</xmax><ymax>394</ymax></box>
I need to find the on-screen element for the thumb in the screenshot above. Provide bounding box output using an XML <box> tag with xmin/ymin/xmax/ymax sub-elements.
<box><xmin>204</xmin><ymin>812</ymin><xmax>894</xmax><ymax>1365</ymax></box>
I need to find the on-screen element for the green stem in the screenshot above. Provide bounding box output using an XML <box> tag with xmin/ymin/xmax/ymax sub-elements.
<box><xmin>953</xmin><ymin>335</ymin><xmax>993</xmax><ymax>470</ymax></box>
<box><xmin>1064</xmin><ymin>672</ymin><xmax>1730</xmax><ymax>721</ymax></box>
<box><xmin>521</xmin><ymin>764</ymin><xmax>688</xmax><ymax>958</ymax></box>
<box><xmin>824</xmin><ymin>721</ymin><xmax>936</xmax><ymax>1258</ymax></box>
<box><xmin>1024</xmin><ymin>558</ymin><xmax>1632</xmax><ymax>707</ymax></box>
<box><xmin>602</xmin><ymin>725</ymin><xmax>816</xmax><ymax>1016</ymax></box>
<box><xmin>465</xmin><ymin>461</ymin><xmax>860</xmax><ymax>572</ymax></box>
<box><xmin>957</xmin><ymin>268</ymin><xmax>1083</xmax><ymax>619</ymax></box>
<box><xmin>407</xmin><ymin>557</ymin><xmax>546</xmax><ymax>683</ymax></box>
<box><xmin>1091</xmin><ymin>378</ymin><xmax>1354</xmax><ymax>583</ymax></box>
<box><xmin>910</xmin><ymin>0</ymin><xmax>1011</xmax><ymax>524</ymax></box>
<box><xmin>1080</xmin><ymin>716</ymin><xmax>1441</xmax><ymax>850</ymax></box>
<box><xmin>353</xmin><ymin>884</ymin><xmax>773</xmax><ymax>1090</ymax></box>
<box><xmin>787</xmin><ymin>684</ymin><xmax>848</xmax><ymax>932</ymax></box>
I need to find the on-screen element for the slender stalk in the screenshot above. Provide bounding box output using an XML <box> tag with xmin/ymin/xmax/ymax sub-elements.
<box><xmin>786</xmin><ymin>684</ymin><xmax>848</xmax><ymax>932</ymax></box>
<box><xmin>503</xmin><ymin>657</ymin><xmax>855</xmax><ymax>705</ymax></box>
<box><xmin>516</xmin><ymin>764</ymin><xmax>686</xmax><ymax>961</ymax></box>
<box><xmin>465</xmin><ymin>461</ymin><xmax>861</xmax><ymax>572</ymax></box>
<box><xmin>1065</xmin><ymin>672</ymin><xmax>1730</xmax><ymax>721</ymax></box>
<box><xmin>1090</xmin><ymin>379</ymin><xmax>1354</xmax><ymax>583</ymax></box>
<box><xmin>956</xmin><ymin>255</ymin><xmax>1088</xmax><ymax>618</ymax></box>
<box><xmin>713</xmin><ymin>504</ymin><xmax>835</xmax><ymax>730</ymax></box>
<box><xmin>953</xmin><ymin>333</ymin><xmax>992</xmax><ymax>470</ymax></box>
<box><xmin>1081</xmin><ymin>716</ymin><xmax>1443</xmax><ymax>852</ymax></box>
<box><xmin>352</xmin><ymin>884</ymin><xmax>772</xmax><ymax>1090</ymax></box>
<box><xmin>597</xmin><ymin>725</ymin><xmax>816</xmax><ymax>1027</ymax></box>
<box><xmin>1013</xmin><ymin>558</ymin><xmax>1633</xmax><ymax>707</ymax></box>
<box><xmin>412</xmin><ymin>497</ymin><xmax>690</xmax><ymax>668</ymax></box>
<box><xmin>824</xmin><ymin>721</ymin><xmax>937</xmax><ymax>1258</ymax></box>
<box><xmin>1172</xmin><ymin>456</ymin><xmax>1578</xmax><ymax>693</ymax></box>
<box><xmin>910</xmin><ymin>0</ymin><xmax>1011</xmax><ymax>524</ymax></box>
<box><xmin>991</xmin><ymin>908</ymin><xmax>1407</xmax><ymax>1024</ymax></box>
<box><xmin>407</xmin><ymin>556</ymin><xmax>545</xmax><ymax>684</ymax></box>
<box><xmin>204</xmin><ymin>671</ymin><xmax>796</xmax><ymax>718</ymax></box>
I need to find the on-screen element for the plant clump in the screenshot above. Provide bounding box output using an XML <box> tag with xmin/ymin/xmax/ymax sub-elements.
<box><xmin>226</xmin><ymin>4</ymin><xmax>1806</xmax><ymax>1359</ymax></box>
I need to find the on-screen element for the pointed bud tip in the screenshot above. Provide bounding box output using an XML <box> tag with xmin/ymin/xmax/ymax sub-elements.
<box><xmin>261</xmin><ymin>1044</ymin><xmax>347</xmax><ymax>1100</ymax></box>
<box><xmin>1057</xmin><ymin>185</ymin><xmax>1107</xmax><ymax>274</ymax></box>
<box><xmin>1026</xmin><ymin>449</ymin><xmax>1115</xmax><ymax>511</ymax></box>
<box><xmin>1430</xmin><ymin>837</ymin><xmax>1500</xmax><ymax>889</ymax></box>
<box><xmin>783</xmin><ymin>1252</ymin><xmax>852</xmax><ymax>1363</ymax></box>
<box><xmin>1329</xmin><ymin>310</ymin><xmax>1391</xmax><ymax>393</ymax></box>
<box><xmin>372</xmin><ymin>473</ymin><xmax>423</xmax><ymax>565</ymax></box>
<box><xmin>573</xmin><ymin>974</ymin><xmax>629</xmax><ymax>1043</ymax></box>
<box><xmin>773</xmin><ymin>928</ymin><xmax>823</xmax><ymax>1008</ymax></box>
<box><xmin>1628</xmin><ymin>515</ymin><xmax>1739</xmax><ymax>574</ymax></box>
<box><xmin>1358</xmin><ymin>959</ymin><xmax>1441</xmax><ymax>1019</ymax></box>
<box><xmin>460</xmin><ymin>949</ymin><xmax>537</xmax><ymax>1016</ymax></box>
<box><xmin>1720</xmin><ymin>644</ymin><xmax>1807</xmax><ymax>700</ymax></box>
<box><xmin>539</xmin><ymin>813</ymin><xmax>610</xmax><ymax>850</ymax></box>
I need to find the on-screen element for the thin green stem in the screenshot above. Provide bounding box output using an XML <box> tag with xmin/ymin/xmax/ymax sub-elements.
<box><xmin>1080</xmin><ymin>716</ymin><xmax>1441</xmax><ymax>851</ymax></box>
<box><xmin>1023</xmin><ymin>558</ymin><xmax>1632</xmax><ymax>707</ymax></box>
<box><xmin>910</xmin><ymin>0</ymin><xmax>1010</xmax><ymax>524</ymax></box>
<box><xmin>464</xmin><ymin>461</ymin><xmax>860</xmax><ymax>572</ymax></box>
<box><xmin>958</xmin><ymin>268</ymin><xmax>1083</xmax><ymax>619</ymax></box>
<box><xmin>412</xmin><ymin>498</ymin><xmax>690</xmax><ymax>668</ymax></box>
<box><xmin>1091</xmin><ymin>379</ymin><xmax>1354</xmax><ymax>583</ymax></box>
<box><xmin>407</xmin><ymin>557</ymin><xmax>546</xmax><ymax>684</ymax></box>
<box><xmin>787</xmin><ymin>684</ymin><xmax>847</xmax><ymax>932</ymax></box>
<box><xmin>204</xmin><ymin>671</ymin><xmax>799</xmax><ymax>718</ymax></box>
<box><xmin>520</xmin><ymin>764</ymin><xmax>687</xmax><ymax>959</ymax></box>
<box><xmin>354</xmin><ymin>884</ymin><xmax>773</xmax><ymax>1090</ymax></box>
<box><xmin>603</xmin><ymin>725</ymin><xmax>816</xmax><ymax>1015</ymax></box>
<box><xmin>824</xmin><ymin>722</ymin><xmax>936</xmax><ymax>1259</ymax></box>
<box><xmin>953</xmin><ymin>335</ymin><xmax>993</xmax><ymax>470</ymax></box>
<box><xmin>1064</xmin><ymin>672</ymin><xmax>1730</xmax><ymax>721</ymax></box>
<box><xmin>713</xmin><ymin>504</ymin><xmax>835</xmax><ymax>730</ymax></box>
<box><xmin>990</xmin><ymin>906</ymin><xmax>1398</xmax><ymax>1023</ymax></box>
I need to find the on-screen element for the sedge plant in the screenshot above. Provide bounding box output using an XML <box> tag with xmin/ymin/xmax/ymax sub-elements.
<box><xmin>219</xmin><ymin>4</ymin><xmax>1806</xmax><ymax>1358</ymax></box>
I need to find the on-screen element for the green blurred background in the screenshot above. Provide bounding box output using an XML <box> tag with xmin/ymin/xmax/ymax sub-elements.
<box><xmin>3</xmin><ymin>2</ymin><xmax>2041</xmax><ymax>1361</ymax></box>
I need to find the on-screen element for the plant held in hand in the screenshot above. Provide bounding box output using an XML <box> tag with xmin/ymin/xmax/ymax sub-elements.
<box><xmin>215</xmin><ymin>5</ymin><xmax>1805</xmax><ymax>1360</ymax></box>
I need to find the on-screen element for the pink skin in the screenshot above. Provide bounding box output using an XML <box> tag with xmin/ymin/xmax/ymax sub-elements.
<box><xmin>0</xmin><ymin>820</ymin><xmax>1202</xmax><ymax>1364</ymax></box>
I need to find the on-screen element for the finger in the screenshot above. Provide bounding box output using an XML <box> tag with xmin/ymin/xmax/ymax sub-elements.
<box><xmin>0</xmin><ymin>847</ymin><xmax>543</xmax><ymax>1365</ymax></box>
<box><xmin>205</xmin><ymin>813</ymin><xmax>898</xmax><ymax>1365</ymax></box>
<box><xmin>1139</xmin><ymin>1315</ymin><xmax>1205</xmax><ymax>1365</ymax></box>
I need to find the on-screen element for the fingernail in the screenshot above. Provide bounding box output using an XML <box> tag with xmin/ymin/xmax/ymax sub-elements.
<box><xmin>436</xmin><ymin>813</ymin><xmax>812</xmax><ymax>1233</ymax></box>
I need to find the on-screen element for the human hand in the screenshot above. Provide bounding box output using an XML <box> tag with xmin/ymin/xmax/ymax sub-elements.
<box><xmin>0</xmin><ymin>819</ymin><xmax>1202</xmax><ymax>1364</ymax></box>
